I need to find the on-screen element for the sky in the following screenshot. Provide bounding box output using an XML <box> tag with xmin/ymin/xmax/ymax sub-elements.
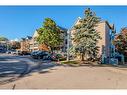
<box><xmin>0</xmin><ymin>6</ymin><xmax>127</xmax><ymax>40</ymax></box>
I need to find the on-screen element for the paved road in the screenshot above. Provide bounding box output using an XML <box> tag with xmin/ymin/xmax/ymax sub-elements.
<box><xmin>0</xmin><ymin>53</ymin><xmax>56</xmax><ymax>85</ymax></box>
<box><xmin>0</xmin><ymin>60</ymin><xmax>127</xmax><ymax>89</ymax></box>
<box><xmin>1</xmin><ymin>54</ymin><xmax>127</xmax><ymax>89</ymax></box>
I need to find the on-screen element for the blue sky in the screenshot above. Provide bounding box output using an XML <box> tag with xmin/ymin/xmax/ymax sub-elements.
<box><xmin>0</xmin><ymin>6</ymin><xmax>127</xmax><ymax>40</ymax></box>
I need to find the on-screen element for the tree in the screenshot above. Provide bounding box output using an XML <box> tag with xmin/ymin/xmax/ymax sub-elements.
<box><xmin>0</xmin><ymin>36</ymin><xmax>8</xmax><ymax>41</ymax></box>
<box><xmin>70</xmin><ymin>8</ymin><xmax>101</xmax><ymax>61</ymax></box>
<box><xmin>113</xmin><ymin>27</ymin><xmax>127</xmax><ymax>56</ymax></box>
<box><xmin>37</xmin><ymin>18</ymin><xmax>63</xmax><ymax>53</ymax></box>
<box><xmin>10</xmin><ymin>41</ymin><xmax>21</xmax><ymax>50</ymax></box>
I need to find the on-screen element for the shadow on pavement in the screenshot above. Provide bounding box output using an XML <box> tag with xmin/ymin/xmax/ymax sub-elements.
<box><xmin>0</xmin><ymin>58</ymin><xmax>28</xmax><ymax>85</ymax></box>
<box><xmin>22</xmin><ymin>61</ymin><xmax>57</xmax><ymax>77</ymax></box>
<box><xmin>0</xmin><ymin>55</ymin><xmax>57</xmax><ymax>86</ymax></box>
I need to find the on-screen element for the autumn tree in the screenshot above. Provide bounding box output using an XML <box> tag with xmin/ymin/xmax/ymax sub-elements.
<box><xmin>113</xmin><ymin>27</ymin><xmax>127</xmax><ymax>56</ymax></box>
<box><xmin>37</xmin><ymin>18</ymin><xmax>63</xmax><ymax>53</ymax></box>
<box><xmin>10</xmin><ymin>41</ymin><xmax>21</xmax><ymax>49</ymax></box>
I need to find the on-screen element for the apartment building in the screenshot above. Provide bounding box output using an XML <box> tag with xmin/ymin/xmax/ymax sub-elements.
<box><xmin>29</xmin><ymin>30</ymin><xmax>39</xmax><ymax>51</ymax></box>
<box><xmin>56</xmin><ymin>26</ymin><xmax>68</xmax><ymax>53</ymax></box>
<box><xmin>95</xmin><ymin>21</ymin><xmax>116</xmax><ymax>59</ymax></box>
<box><xmin>70</xmin><ymin>17</ymin><xmax>116</xmax><ymax>61</ymax></box>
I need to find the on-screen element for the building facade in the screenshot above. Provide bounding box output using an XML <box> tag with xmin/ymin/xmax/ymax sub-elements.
<box><xmin>29</xmin><ymin>30</ymin><xmax>40</xmax><ymax>52</ymax></box>
<box><xmin>95</xmin><ymin>21</ymin><xmax>116</xmax><ymax>59</ymax></box>
<box><xmin>29</xmin><ymin>30</ymin><xmax>50</xmax><ymax>52</ymax></box>
<box><xmin>56</xmin><ymin>26</ymin><xmax>68</xmax><ymax>53</ymax></box>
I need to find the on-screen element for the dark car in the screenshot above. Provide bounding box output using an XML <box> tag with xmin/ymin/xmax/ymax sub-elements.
<box><xmin>42</xmin><ymin>54</ymin><xmax>52</xmax><ymax>60</ymax></box>
<box><xmin>50</xmin><ymin>53</ymin><xmax>66</xmax><ymax>61</ymax></box>
<box><xmin>6</xmin><ymin>50</ymin><xmax>11</xmax><ymax>54</ymax></box>
<box><xmin>30</xmin><ymin>51</ymin><xmax>39</xmax><ymax>58</ymax></box>
<box><xmin>37</xmin><ymin>51</ymin><xmax>49</xmax><ymax>59</ymax></box>
<box><xmin>31</xmin><ymin>51</ymin><xmax>49</xmax><ymax>59</ymax></box>
<box><xmin>40</xmin><ymin>53</ymin><xmax>66</xmax><ymax>61</ymax></box>
<box><xmin>18</xmin><ymin>51</ymin><xmax>30</xmax><ymax>55</ymax></box>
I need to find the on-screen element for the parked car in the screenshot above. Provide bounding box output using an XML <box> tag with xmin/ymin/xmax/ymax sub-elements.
<box><xmin>31</xmin><ymin>51</ymin><xmax>49</xmax><ymax>59</ymax></box>
<box><xmin>6</xmin><ymin>50</ymin><xmax>12</xmax><ymax>54</ymax></box>
<box><xmin>30</xmin><ymin>51</ymin><xmax>39</xmax><ymax>58</ymax></box>
<box><xmin>11</xmin><ymin>50</ymin><xmax>17</xmax><ymax>55</ymax></box>
<box><xmin>37</xmin><ymin>51</ymin><xmax>49</xmax><ymax>59</ymax></box>
<box><xmin>39</xmin><ymin>53</ymin><xmax>66</xmax><ymax>61</ymax></box>
<box><xmin>42</xmin><ymin>54</ymin><xmax>52</xmax><ymax>60</ymax></box>
<box><xmin>30</xmin><ymin>51</ymin><xmax>67</xmax><ymax>61</ymax></box>
<box><xmin>18</xmin><ymin>51</ymin><xmax>30</xmax><ymax>55</ymax></box>
<box><xmin>50</xmin><ymin>53</ymin><xmax>66</xmax><ymax>61</ymax></box>
<box><xmin>0</xmin><ymin>49</ymin><xmax>6</xmax><ymax>53</ymax></box>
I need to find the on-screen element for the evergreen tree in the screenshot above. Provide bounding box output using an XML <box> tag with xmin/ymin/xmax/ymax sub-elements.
<box><xmin>70</xmin><ymin>8</ymin><xmax>101</xmax><ymax>61</ymax></box>
<box><xmin>37</xmin><ymin>18</ymin><xmax>63</xmax><ymax>53</ymax></box>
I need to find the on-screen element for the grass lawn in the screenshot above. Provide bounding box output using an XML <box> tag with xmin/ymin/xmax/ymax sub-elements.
<box><xmin>60</xmin><ymin>60</ymin><xmax>101</xmax><ymax>67</ymax></box>
<box><xmin>61</xmin><ymin>60</ymin><xmax>79</xmax><ymax>64</ymax></box>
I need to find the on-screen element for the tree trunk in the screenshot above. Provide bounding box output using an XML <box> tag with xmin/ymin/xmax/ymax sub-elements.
<box><xmin>50</xmin><ymin>47</ymin><xmax>54</xmax><ymax>54</ymax></box>
<box><xmin>81</xmin><ymin>53</ymin><xmax>84</xmax><ymax>61</ymax></box>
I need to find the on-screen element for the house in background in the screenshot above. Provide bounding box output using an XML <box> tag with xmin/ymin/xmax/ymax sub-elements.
<box><xmin>70</xmin><ymin>17</ymin><xmax>116</xmax><ymax>63</ymax></box>
<box><xmin>20</xmin><ymin>36</ymin><xmax>32</xmax><ymax>53</ymax></box>
<box><xmin>29</xmin><ymin>30</ymin><xmax>50</xmax><ymax>52</ymax></box>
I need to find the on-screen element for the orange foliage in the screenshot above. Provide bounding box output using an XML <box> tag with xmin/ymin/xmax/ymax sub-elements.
<box><xmin>39</xmin><ymin>44</ymin><xmax>50</xmax><ymax>51</ymax></box>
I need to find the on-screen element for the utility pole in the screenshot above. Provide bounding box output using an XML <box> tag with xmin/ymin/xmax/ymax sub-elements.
<box><xmin>66</xmin><ymin>17</ymin><xmax>81</xmax><ymax>61</ymax></box>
